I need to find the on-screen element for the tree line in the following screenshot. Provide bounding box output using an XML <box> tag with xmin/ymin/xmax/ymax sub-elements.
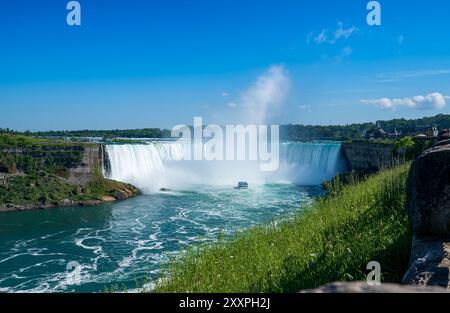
<box><xmin>2</xmin><ymin>114</ymin><xmax>450</xmax><ymax>141</ymax></box>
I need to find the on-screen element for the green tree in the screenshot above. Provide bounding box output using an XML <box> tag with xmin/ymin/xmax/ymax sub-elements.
<box><xmin>395</xmin><ymin>136</ymin><xmax>416</xmax><ymax>161</ymax></box>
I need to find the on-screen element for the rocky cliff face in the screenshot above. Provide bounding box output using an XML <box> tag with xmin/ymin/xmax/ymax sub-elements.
<box><xmin>305</xmin><ymin>281</ymin><xmax>448</xmax><ymax>293</ymax></box>
<box><xmin>64</xmin><ymin>145</ymin><xmax>104</xmax><ymax>186</ymax></box>
<box><xmin>402</xmin><ymin>237</ymin><xmax>450</xmax><ymax>288</ymax></box>
<box><xmin>342</xmin><ymin>141</ymin><xmax>398</xmax><ymax>173</ymax></box>
<box><xmin>0</xmin><ymin>144</ymin><xmax>105</xmax><ymax>186</ymax></box>
<box><xmin>0</xmin><ymin>143</ymin><xmax>139</xmax><ymax>212</ymax></box>
<box><xmin>403</xmin><ymin>142</ymin><xmax>450</xmax><ymax>289</ymax></box>
<box><xmin>407</xmin><ymin>144</ymin><xmax>450</xmax><ymax>236</ymax></box>
<box><xmin>0</xmin><ymin>145</ymin><xmax>85</xmax><ymax>174</ymax></box>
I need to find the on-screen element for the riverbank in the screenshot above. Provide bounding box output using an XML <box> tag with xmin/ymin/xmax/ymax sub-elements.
<box><xmin>0</xmin><ymin>173</ymin><xmax>139</xmax><ymax>212</ymax></box>
<box><xmin>0</xmin><ymin>133</ymin><xmax>140</xmax><ymax>212</ymax></box>
<box><xmin>153</xmin><ymin>164</ymin><xmax>412</xmax><ymax>292</ymax></box>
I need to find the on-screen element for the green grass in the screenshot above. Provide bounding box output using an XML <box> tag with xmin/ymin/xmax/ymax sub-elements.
<box><xmin>0</xmin><ymin>133</ymin><xmax>75</xmax><ymax>147</ymax></box>
<box><xmin>154</xmin><ymin>164</ymin><xmax>412</xmax><ymax>293</ymax></box>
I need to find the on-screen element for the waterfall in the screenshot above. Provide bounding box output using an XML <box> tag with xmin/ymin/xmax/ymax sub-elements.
<box><xmin>274</xmin><ymin>142</ymin><xmax>346</xmax><ymax>185</ymax></box>
<box><xmin>105</xmin><ymin>142</ymin><xmax>346</xmax><ymax>193</ymax></box>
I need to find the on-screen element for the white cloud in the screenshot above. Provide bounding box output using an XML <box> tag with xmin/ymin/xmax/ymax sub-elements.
<box><xmin>310</xmin><ymin>22</ymin><xmax>358</xmax><ymax>45</ymax></box>
<box><xmin>397</xmin><ymin>35</ymin><xmax>405</xmax><ymax>44</ymax></box>
<box><xmin>227</xmin><ymin>102</ymin><xmax>237</xmax><ymax>108</ymax></box>
<box><xmin>240</xmin><ymin>65</ymin><xmax>290</xmax><ymax>124</ymax></box>
<box><xmin>361</xmin><ymin>92</ymin><xmax>449</xmax><ymax>110</ymax></box>
<box><xmin>221</xmin><ymin>92</ymin><xmax>229</xmax><ymax>97</ymax></box>
<box><xmin>335</xmin><ymin>22</ymin><xmax>358</xmax><ymax>41</ymax></box>
<box><xmin>314</xmin><ymin>30</ymin><xmax>328</xmax><ymax>44</ymax></box>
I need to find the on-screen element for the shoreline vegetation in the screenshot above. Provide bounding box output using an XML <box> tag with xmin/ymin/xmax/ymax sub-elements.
<box><xmin>0</xmin><ymin>173</ymin><xmax>139</xmax><ymax>212</ymax></box>
<box><xmin>152</xmin><ymin>164</ymin><xmax>412</xmax><ymax>293</ymax></box>
<box><xmin>3</xmin><ymin>113</ymin><xmax>450</xmax><ymax>142</ymax></box>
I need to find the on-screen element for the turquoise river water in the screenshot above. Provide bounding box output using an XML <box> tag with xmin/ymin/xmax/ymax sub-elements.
<box><xmin>0</xmin><ymin>142</ymin><xmax>345</xmax><ymax>292</ymax></box>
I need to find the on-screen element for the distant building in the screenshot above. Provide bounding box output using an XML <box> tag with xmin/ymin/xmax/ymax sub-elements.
<box><xmin>419</xmin><ymin>126</ymin><xmax>439</xmax><ymax>138</ymax></box>
<box><xmin>388</xmin><ymin>129</ymin><xmax>402</xmax><ymax>140</ymax></box>
<box><xmin>365</xmin><ymin>124</ymin><xmax>387</xmax><ymax>139</ymax></box>
<box><xmin>413</xmin><ymin>134</ymin><xmax>429</xmax><ymax>143</ymax></box>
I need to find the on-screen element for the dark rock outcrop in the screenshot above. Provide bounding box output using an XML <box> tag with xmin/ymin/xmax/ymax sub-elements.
<box><xmin>402</xmin><ymin>237</ymin><xmax>450</xmax><ymax>288</ymax></box>
<box><xmin>407</xmin><ymin>144</ymin><xmax>450</xmax><ymax>237</ymax></box>
<box><xmin>439</xmin><ymin>129</ymin><xmax>450</xmax><ymax>141</ymax></box>
<box><xmin>305</xmin><ymin>281</ymin><xmax>448</xmax><ymax>293</ymax></box>
<box><xmin>403</xmin><ymin>142</ymin><xmax>450</xmax><ymax>289</ymax></box>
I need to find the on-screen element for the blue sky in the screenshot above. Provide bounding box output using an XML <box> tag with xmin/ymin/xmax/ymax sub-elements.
<box><xmin>1</xmin><ymin>0</ymin><xmax>450</xmax><ymax>131</ymax></box>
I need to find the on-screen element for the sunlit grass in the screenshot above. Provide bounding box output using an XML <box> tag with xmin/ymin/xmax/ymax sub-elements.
<box><xmin>153</xmin><ymin>164</ymin><xmax>412</xmax><ymax>293</ymax></box>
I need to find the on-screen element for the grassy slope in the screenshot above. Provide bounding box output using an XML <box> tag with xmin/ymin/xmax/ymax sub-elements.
<box><xmin>154</xmin><ymin>164</ymin><xmax>412</xmax><ymax>293</ymax></box>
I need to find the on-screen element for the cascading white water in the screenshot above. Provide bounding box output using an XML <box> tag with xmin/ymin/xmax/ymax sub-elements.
<box><xmin>273</xmin><ymin>142</ymin><xmax>346</xmax><ymax>185</ymax></box>
<box><xmin>105</xmin><ymin>141</ymin><xmax>346</xmax><ymax>193</ymax></box>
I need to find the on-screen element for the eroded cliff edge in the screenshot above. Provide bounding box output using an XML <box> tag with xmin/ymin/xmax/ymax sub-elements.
<box><xmin>341</xmin><ymin>141</ymin><xmax>399</xmax><ymax>173</ymax></box>
<box><xmin>0</xmin><ymin>137</ymin><xmax>139</xmax><ymax>212</ymax></box>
